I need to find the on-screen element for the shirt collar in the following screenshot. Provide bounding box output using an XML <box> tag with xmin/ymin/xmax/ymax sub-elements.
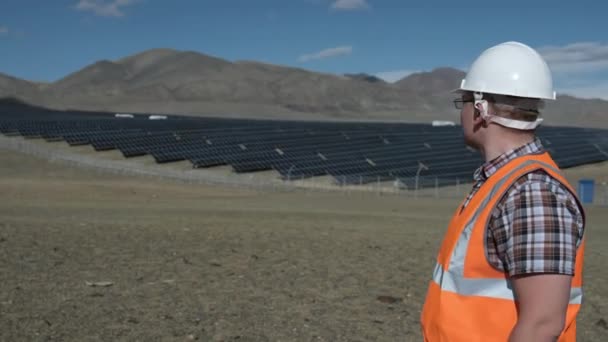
<box><xmin>473</xmin><ymin>137</ymin><xmax>545</xmax><ymax>182</ymax></box>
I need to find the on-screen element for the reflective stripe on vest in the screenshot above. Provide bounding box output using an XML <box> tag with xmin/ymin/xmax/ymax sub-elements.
<box><xmin>432</xmin><ymin>158</ymin><xmax>583</xmax><ymax>304</ymax></box>
<box><xmin>431</xmin><ymin>262</ymin><xmax>583</xmax><ymax>304</ymax></box>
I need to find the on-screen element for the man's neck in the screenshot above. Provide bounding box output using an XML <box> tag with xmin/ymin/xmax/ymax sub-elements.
<box><xmin>480</xmin><ymin>131</ymin><xmax>536</xmax><ymax>162</ymax></box>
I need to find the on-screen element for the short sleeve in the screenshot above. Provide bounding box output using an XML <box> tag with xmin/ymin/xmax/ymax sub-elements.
<box><xmin>489</xmin><ymin>174</ymin><xmax>584</xmax><ymax>277</ymax></box>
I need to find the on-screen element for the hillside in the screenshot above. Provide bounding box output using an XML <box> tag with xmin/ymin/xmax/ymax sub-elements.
<box><xmin>1</xmin><ymin>49</ymin><xmax>607</xmax><ymax>127</ymax></box>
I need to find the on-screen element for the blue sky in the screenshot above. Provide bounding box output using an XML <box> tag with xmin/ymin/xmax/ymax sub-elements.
<box><xmin>2</xmin><ymin>0</ymin><xmax>608</xmax><ymax>99</ymax></box>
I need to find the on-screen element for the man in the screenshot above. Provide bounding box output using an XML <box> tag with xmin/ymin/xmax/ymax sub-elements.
<box><xmin>420</xmin><ymin>41</ymin><xmax>586</xmax><ymax>341</ymax></box>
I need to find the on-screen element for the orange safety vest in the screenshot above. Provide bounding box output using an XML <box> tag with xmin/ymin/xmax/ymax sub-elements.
<box><xmin>420</xmin><ymin>151</ymin><xmax>586</xmax><ymax>341</ymax></box>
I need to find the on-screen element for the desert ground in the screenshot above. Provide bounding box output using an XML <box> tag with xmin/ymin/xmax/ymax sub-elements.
<box><xmin>1</xmin><ymin>146</ymin><xmax>607</xmax><ymax>342</ymax></box>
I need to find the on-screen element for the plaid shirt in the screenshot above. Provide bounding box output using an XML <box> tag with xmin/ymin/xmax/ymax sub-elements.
<box><xmin>461</xmin><ymin>138</ymin><xmax>585</xmax><ymax>277</ymax></box>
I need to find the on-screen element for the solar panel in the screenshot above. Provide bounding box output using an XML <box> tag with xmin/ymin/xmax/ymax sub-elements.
<box><xmin>2</xmin><ymin>105</ymin><xmax>607</xmax><ymax>189</ymax></box>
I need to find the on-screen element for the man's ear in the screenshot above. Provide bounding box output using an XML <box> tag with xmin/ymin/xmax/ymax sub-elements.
<box><xmin>474</xmin><ymin>111</ymin><xmax>488</xmax><ymax>128</ymax></box>
<box><xmin>474</xmin><ymin>100</ymin><xmax>490</xmax><ymax>127</ymax></box>
<box><xmin>473</xmin><ymin>107</ymin><xmax>485</xmax><ymax>126</ymax></box>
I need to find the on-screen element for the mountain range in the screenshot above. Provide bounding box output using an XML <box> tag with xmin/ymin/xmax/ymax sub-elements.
<box><xmin>1</xmin><ymin>48</ymin><xmax>607</xmax><ymax>128</ymax></box>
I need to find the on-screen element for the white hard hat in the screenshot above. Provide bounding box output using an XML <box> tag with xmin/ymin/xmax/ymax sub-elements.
<box><xmin>456</xmin><ymin>41</ymin><xmax>556</xmax><ymax>100</ymax></box>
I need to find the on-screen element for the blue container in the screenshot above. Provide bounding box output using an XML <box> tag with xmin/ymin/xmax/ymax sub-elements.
<box><xmin>578</xmin><ymin>179</ymin><xmax>595</xmax><ymax>204</ymax></box>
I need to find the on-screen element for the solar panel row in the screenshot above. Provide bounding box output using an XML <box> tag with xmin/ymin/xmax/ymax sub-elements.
<box><xmin>1</xmin><ymin>107</ymin><xmax>607</xmax><ymax>188</ymax></box>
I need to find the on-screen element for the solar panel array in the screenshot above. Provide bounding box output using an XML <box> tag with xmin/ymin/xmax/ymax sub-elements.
<box><xmin>2</xmin><ymin>106</ymin><xmax>608</xmax><ymax>189</ymax></box>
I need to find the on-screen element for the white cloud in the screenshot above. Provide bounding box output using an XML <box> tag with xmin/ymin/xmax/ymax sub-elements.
<box><xmin>375</xmin><ymin>69</ymin><xmax>420</xmax><ymax>83</ymax></box>
<box><xmin>298</xmin><ymin>46</ymin><xmax>353</xmax><ymax>63</ymax></box>
<box><xmin>75</xmin><ymin>0</ymin><xmax>141</xmax><ymax>17</ymax></box>
<box><xmin>556</xmin><ymin>81</ymin><xmax>608</xmax><ymax>100</ymax></box>
<box><xmin>535</xmin><ymin>42</ymin><xmax>608</xmax><ymax>100</ymax></box>
<box><xmin>331</xmin><ymin>0</ymin><xmax>369</xmax><ymax>10</ymax></box>
<box><xmin>538</xmin><ymin>42</ymin><xmax>608</xmax><ymax>74</ymax></box>
<box><xmin>0</xmin><ymin>26</ymin><xmax>8</xmax><ymax>35</ymax></box>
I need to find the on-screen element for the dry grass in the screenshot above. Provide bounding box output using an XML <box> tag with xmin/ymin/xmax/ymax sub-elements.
<box><xmin>0</xmin><ymin>147</ymin><xmax>607</xmax><ymax>341</ymax></box>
